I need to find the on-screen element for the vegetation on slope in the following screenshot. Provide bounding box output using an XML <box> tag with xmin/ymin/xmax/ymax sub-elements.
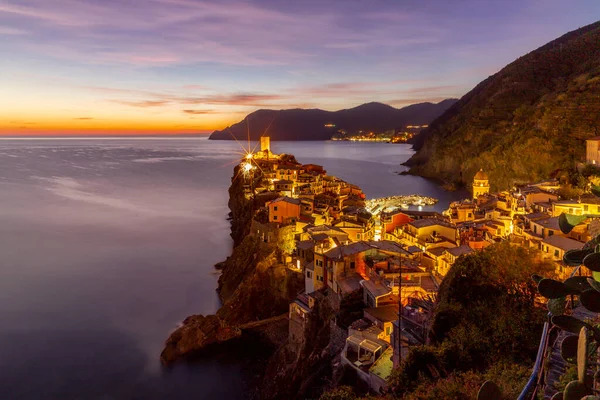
<box><xmin>320</xmin><ymin>243</ymin><xmax>554</xmax><ymax>399</ymax></box>
<box><xmin>407</xmin><ymin>21</ymin><xmax>600</xmax><ymax>191</ymax></box>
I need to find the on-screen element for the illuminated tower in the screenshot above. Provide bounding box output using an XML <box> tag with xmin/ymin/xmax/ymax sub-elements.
<box><xmin>472</xmin><ymin>169</ymin><xmax>490</xmax><ymax>200</ymax></box>
<box><xmin>261</xmin><ymin>136</ymin><xmax>271</xmax><ymax>154</ymax></box>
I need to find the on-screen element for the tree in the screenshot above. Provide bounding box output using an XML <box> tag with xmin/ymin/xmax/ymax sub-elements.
<box><xmin>431</xmin><ymin>242</ymin><xmax>554</xmax><ymax>368</ymax></box>
<box><xmin>389</xmin><ymin>243</ymin><xmax>554</xmax><ymax>397</ymax></box>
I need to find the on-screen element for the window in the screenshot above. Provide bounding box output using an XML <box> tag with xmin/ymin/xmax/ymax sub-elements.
<box><xmin>554</xmin><ymin>249</ymin><xmax>559</xmax><ymax>258</ymax></box>
<box><xmin>356</xmin><ymin>233</ymin><xmax>361</xmax><ymax>239</ymax></box>
<box><xmin>350</xmin><ymin>261</ymin><xmax>355</xmax><ymax>269</ymax></box>
<box><xmin>549</xmin><ymin>231</ymin><xmax>554</xmax><ymax>236</ymax></box>
<box><xmin>585</xmin><ymin>205</ymin><xmax>589</xmax><ymax>212</ymax></box>
<box><xmin>273</xmin><ymin>215</ymin><xmax>278</xmax><ymax>220</ymax></box>
<box><xmin>307</xmin><ymin>271</ymin><xmax>312</xmax><ymax>278</ymax></box>
<box><xmin>468</xmin><ymin>213</ymin><xmax>472</xmax><ymax>218</ymax></box>
<box><xmin>274</xmin><ymin>206</ymin><xmax>278</xmax><ymax>211</ymax></box>
<box><xmin>386</xmin><ymin>326</ymin><xmax>391</xmax><ymax>336</ymax></box>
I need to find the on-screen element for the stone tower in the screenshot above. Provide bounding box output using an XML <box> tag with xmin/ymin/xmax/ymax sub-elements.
<box><xmin>261</xmin><ymin>136</ymin><xmax>271</xmax><ymax>153</ymax></box>
<box><xmin>472</xmin><ymin>169</ymin><xmax>490</xmax><ymax>200</ymax></box>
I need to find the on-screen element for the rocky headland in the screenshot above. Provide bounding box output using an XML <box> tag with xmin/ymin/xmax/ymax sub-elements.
<box><xmin>160</xmin><ymin>163</ymin><xmax>304</xmax><ymax>367</ymax></box>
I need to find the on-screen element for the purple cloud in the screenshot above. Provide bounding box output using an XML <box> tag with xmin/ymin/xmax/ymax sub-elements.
<box><xmin>0</xmin><ymin>0</ymin><xmax>442</xmax><ymax>66</ymax></box>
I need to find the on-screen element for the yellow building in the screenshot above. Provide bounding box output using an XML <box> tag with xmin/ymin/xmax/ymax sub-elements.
<box><xmin>400</xmin><ymin>219</ymin><xmax>458</xmax><ymax>250</ymax></box>
<box><xmin>472</xmin><ymin>169</ymin><xmax>490</xmax><ymax>200</ymax></box>
<box><xmin>551</xmin><ymin>197</ymin><xmax>600</xmax><ymax>217</ymax></box>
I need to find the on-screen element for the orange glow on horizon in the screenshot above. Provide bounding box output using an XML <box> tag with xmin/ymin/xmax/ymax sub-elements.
<box><xmin>0</xmin><ymin>114</ymin><xmax>241</xmax><ymax>136</ymax></box>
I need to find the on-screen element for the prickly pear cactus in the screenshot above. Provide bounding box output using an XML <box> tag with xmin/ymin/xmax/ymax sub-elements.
<box><xmin>534</xmin><ymin>231</ymin><xmax>600</xmax><ymax>399</ymax></box>
<box><xmin>476</xmin><ymin>380</ymin><xmax>501</xmax><ymax>400</ymax></box>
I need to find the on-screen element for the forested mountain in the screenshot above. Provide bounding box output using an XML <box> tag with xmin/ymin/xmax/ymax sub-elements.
<box><xmin>406</xmin><ymin>21</ymin><xmax>600</xmax><ymax>190</ymax></box>
<box><xmin>208</xmin><ymin>99</ymin><xmax>457</xmax><ymax>141</ymax></box>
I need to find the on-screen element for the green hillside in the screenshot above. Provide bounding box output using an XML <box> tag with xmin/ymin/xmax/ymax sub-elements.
<box><xmin>406</xmin><ymin>21</ymin><xmax>600</xmax><ymax>190</ymax></box>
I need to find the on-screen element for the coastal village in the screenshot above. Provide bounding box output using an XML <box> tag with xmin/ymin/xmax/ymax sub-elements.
<box><xmin>236</xmin><ymin>136</ymin><xmax>600</xmax><ymax>395</ymax></box>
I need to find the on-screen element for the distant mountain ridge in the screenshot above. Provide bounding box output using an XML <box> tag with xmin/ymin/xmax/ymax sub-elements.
<box><xmin>208</xmin><ymin>99</ymin><xmax>457</xmax><ymax>141</ymax></box>
<box><xmin>406</xmin><ymin>21</ymin><xmax>600</xmax><ymax>190</ymax></box>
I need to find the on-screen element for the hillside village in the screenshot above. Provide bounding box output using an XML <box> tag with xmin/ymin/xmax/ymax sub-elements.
<box><xmin>237</xmin><ymin>136</ymin><xmax>600</xmax><ymax>394</ymax></box>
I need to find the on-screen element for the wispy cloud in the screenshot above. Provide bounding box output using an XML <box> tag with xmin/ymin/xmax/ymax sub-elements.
<box><xmin>111</xmin><ymin>100</ymin><xmax>170</xmax><ymax>108</ymax></box>
<box><xmin>73</xmin><ymin>117</ymin><xmax>93</xmax><ymax>120</ymax></box>
<box><xmin>0</xmin><ymin>26</ymin><xmax>27</xmax><ymax>35</ymax></box>
<box><xmin>91</xmin><ymin>81</ymin><xmax>457</xmax><ymax>111</ymax></box>
<box><xmin>0</xmin><ymin>0</ymin><xmax>443</xmax><ymax>67</ymax></box>
<box><xmin>182</xmin><ymin>109</ymin><xmax>217</xmax><ymax>115</ymax></box>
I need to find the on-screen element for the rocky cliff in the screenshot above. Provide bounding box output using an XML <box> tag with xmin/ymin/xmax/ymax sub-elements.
<box><xmin>258</xmin><ymin>293</ymin><xmax>346</xmax><ymax>400</ymax></box>
<box><xmin>406</xmin><ymin>21</ymin><xmax>600</xmax><ymax>191</ymax></box>
<box><xmin>161</xmin><ymin>163</ymin><xmax>303</xmax><ymax>365</ymax></box>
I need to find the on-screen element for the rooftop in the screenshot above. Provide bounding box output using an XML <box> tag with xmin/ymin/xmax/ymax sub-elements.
<box><xmin>270</xmin><ymin>196</ymin><xmax>301</xmax><ymax>205</ymax></box>
<box><xmin>542</xmin><ymin>235</ymin><xmax>584</xmax><ymax>252</ymax></box>
<box><xmin>324</xmin><ymin>241</ymin><xmax>372</xmax><ymax>260</ymax></box>
<box><xmin>364</xmin><ymin>305</ymin><xmax>398</xmax><ymax>323</ymax></box>
<box><xmin>524</xmin><ymin>212</ymin><xmax>551</xmax><ymax>221</ymax></box>
<box><xmin>406</xmin><ymin>245</ymin><xmax>423</xmax><ymax>254</ymax></box>
<box><xmin>361</xmin><ymin>279</ymin><xmax>391</xmax><ymax>298</ymax></box>
<box><xmin>427</xmin><ymin>246</ymin><xmax>448</xmax><ymax>257</ymax></box>
<box><xmin>535</xmin><ymin>216</ymin><xmax>561</xmax><ymax>231</ymax></box>
<box><xmin>367</xmin><ymin>240</ymin><xmax>410</xmax><ymax>255</ymax></box>
<box><xmin>409</xmin><ymin>218</ymin><xmax>454</xmax><ymax>229</ymax></box>
<box><xmin>474</xmin><ymin>168</ymin><xmax>489</xmax><ymax>180</ymax></box>
<box><xmin>446</xmin><ymin>245</ymin><xmax>474</xmax><ymax>257</ymax></box>
<box><xmin>337</xmin><ymin>273</ymin><xmax>363</xmax><ymax>294</ymax></box>
<box><xmin>296</xmin><ymin>240</ymin><xmax>315</xmax><ymax>250</ymax></box>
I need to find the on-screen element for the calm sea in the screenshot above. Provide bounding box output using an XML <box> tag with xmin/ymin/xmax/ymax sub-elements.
<box><xmin>0</xmin><ymin>138</ymin><xmax>465</xmax><ymax>399</ymax></box>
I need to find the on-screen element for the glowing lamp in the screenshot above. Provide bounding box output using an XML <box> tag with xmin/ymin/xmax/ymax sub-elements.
<box><xmin>243</xmin><ymin>162</ymin><xmax>253</xmax><ymax>172</ymax></box>
<box><xmin>245</xmin><ymin>153</ymin><xmax>253</xmax><ymax>160</ymax></box>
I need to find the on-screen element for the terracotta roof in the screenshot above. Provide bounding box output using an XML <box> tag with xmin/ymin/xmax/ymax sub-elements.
<box><xmin>367</xmin><ymin>240</ymin><xmax>409</xmax><ymax>255</ymax></box>
<box><xmin>324</xmin><ymin>241</ymin><xmax>371</xmax><ymax>260</ymax></box>
<box><xmin>474</xmin><ymin>168</ymin><xmax>488</xmax><ymax>180</ymax></box>
<box><xmin>269</xmin><ymin>196</ymin><xmax>301</xmax><ymax>205</ymax></box>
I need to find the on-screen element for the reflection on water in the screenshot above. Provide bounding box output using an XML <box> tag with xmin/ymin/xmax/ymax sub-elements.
<box><xmin>0</xmin><ymin>138</ymin><xmax>465</xmax><ymax>399</ymax></box>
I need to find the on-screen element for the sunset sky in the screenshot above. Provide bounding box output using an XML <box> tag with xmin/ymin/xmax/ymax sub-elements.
<box><xmin>1</xmin><ymin>0</ymin><xmax>599</xmax><ymax>136</ymax></box>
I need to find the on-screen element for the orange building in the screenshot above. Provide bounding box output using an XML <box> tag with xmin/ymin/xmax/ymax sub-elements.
<box><xmin>268</xmin><ymin>197</ymin><xmax>301</xmax><ymax>224</ymax></box>
<box><xmin>381</xmin><ymin>210</ymin><xmax>413</xmax><ymax>234</ymax></box>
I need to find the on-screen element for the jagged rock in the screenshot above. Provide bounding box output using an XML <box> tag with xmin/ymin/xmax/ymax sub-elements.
<box><xmin>160</xmin><ymin>314</ymin><xmax>241</xmax><ymax>365</ymax></box>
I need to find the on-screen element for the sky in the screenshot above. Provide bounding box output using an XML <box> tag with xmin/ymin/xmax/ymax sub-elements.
<box><xmin>1</xmin><ymin>0</ymin><xmax>599</xmax><ymax>136</ymax></box>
